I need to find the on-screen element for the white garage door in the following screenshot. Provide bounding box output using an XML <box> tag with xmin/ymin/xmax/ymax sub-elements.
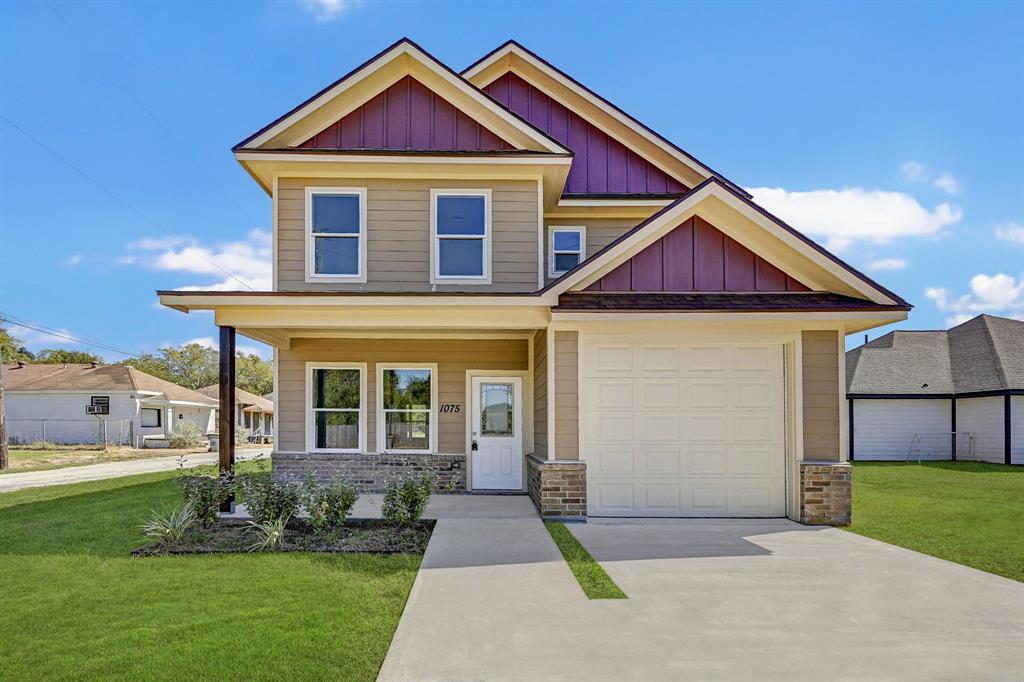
<box><xmin>583</xmin><ymin>336</ymin><xmax>787</xmax><ymax>517</ymax></box>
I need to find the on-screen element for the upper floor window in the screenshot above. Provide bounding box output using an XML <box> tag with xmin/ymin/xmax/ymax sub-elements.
<box><xmin>549</xmin><ymin>227</ymin><xmax>585</xmax><ymax>277</ymax></box>
<box><xmin>306</xmin><ymin>187</ymin><xmax>367</xmax><ymax>282</ymax></box>
<box><xmin>431</xmin><ymin>189</ymin><xmax>490</xmax><ymax>284</ymax></box>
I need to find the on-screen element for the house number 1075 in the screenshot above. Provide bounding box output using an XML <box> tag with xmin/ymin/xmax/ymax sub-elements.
<box><xmin>439</xmin><ymin>404</ymin><xmax>461</xmax><ymax>413</ymax></box>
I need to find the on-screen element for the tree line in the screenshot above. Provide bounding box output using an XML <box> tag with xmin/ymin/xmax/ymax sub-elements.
<box><xmin>0</xmin><ymin>327</ymin><xmax>272</xmax><ymax>396</ymax></box>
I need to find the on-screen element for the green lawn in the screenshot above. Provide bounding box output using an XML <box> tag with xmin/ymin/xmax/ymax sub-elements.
<box><xmin>2</xmin><ymin>444</ymin><xmax>268</xmax><ymax>474</ymax></box>
<box><xmin>847</xmin><ymin>461</ymin><xmax>1024</xmax><ymax>582</ymax></box>
<box><xmin>0</xmin><ymin>465</ymin><xmax>421</xmax><ymax>680</ymax></box>
<box><xmin>544</xmin><ymin>522</ymin><xmax>626</xmax><ymax>599</ymax></box>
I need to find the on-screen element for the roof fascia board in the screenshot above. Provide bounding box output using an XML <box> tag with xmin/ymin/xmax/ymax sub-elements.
<box><xmin>463</xmin><ymin>42</ymin><xmax>749</xmax><ymax>198</ymax></box>
<box><xmin>159</xmin><ymin>292</ymin><xmax>549</xmax><ymax>308</ymax></box>
<box><xmin>552</xmin><ymin>310</ymin><xmax>908</xmax><ymax>324</ymax></box>
<box><xmin>543</xmin><ymin>182</ymin><xmax>902</xmax><ymax>306</ymax></box>
<box><xmin>240</xmin><ymin>40</ymin><xmax>568</xmax><ymax>154</ymax></box>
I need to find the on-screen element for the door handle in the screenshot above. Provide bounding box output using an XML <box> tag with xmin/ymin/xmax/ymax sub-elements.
<box><xmin>471</xmin><ymin>440</ymin><xmax>478</xmax><ymax>451</ymax></box>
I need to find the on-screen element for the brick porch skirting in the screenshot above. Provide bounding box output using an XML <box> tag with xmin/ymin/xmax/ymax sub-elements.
<box><xmin>272</xmin><ymin>451</ymin><xmax>466</xmax><ymax>493</ymax></box>
<box><xmin>526</xmin><ymin>455</ymin><xmax>587</xmax><ymax>520</ymax></box>
<box><xmin>799</xmin><ymin>461</ymin><xmax>852</xmax><ymax>526</ymax></box>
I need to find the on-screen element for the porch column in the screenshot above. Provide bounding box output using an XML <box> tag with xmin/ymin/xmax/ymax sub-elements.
<box><xmin>219</xmin><ymin>326</ymin><xmax>236</xmax><ymax>512</ymax></box>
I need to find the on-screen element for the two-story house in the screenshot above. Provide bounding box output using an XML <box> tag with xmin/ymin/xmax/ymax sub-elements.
<box><xmin>160</xmin><ymin>39</ymin><xmax>910</xmax><ymax>524</ymax></box>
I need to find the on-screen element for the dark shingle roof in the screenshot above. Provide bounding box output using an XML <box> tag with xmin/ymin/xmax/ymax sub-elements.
<box><xmin>554</xmin><ymin>292</ymin><xmax>906</xmax><ymax>312</ymax></box>
<box><xmin>846</xmin><ymin>314</ymin><xmax>1024</xmax><ymax>395</ymax></box>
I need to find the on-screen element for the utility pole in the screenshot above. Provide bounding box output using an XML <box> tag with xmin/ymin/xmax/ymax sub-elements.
<box><xmin>1</xmin><ymin>349</ymin><xmax>8</xmax><ymax>470</ymax></box>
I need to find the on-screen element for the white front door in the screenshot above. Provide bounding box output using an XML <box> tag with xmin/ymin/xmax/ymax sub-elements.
<box><xmin>471</xmin><ymin>376</ymin><xmax>523</xmax><ymax>490</ymax></box>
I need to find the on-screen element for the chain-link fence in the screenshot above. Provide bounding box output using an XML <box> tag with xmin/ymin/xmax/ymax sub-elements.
<box><xmin>7</xmin><ymin>419</ymin><xmax>135</xmax><ymax>447</ymax></box>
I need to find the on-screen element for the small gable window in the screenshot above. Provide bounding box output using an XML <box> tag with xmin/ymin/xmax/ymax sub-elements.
<box><xmin>550</xmin><ymin>227</ymin><xmax>585</xmax><ymax>277</ymax></box>
<box><xmin>306</xmin><ymin>187</ymin><xmax>367</xmax><ymax>281</ymax></box>
<box><xmin>431</xmin><ymin>190</ymin><xmax>490</xmax><ymax>283</ymax></box>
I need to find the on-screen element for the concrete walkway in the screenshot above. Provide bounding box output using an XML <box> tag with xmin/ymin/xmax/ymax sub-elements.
<box><xmin>0</xmin><ymin>448</ymin><xmax>270</xmax><ymax>493</ymax></box>
<box><xmin>379</xmin><ymin>511</ymin><xmax>1024</xmax><ymax>681</ymax></box>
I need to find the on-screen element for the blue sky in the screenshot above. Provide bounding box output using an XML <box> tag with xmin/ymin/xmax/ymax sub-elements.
<box><xmin>1</xmin><ymin>0</ymin><xmax>1021</xmax><ymax>360</ymax></box>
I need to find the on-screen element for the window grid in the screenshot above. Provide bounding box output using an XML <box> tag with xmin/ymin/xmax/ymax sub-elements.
<box><xmin>305</xmin><ymin>187</ymin><xmax>367</xmax><ymax>282</ymax></box>
<box><xmin>307</xmin><ymin>364</ymin><xmax>366</xmax><ymax>453</ymax></box>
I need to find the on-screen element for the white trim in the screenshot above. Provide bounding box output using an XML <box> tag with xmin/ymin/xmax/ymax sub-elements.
<box><xmin>548</xmin><ymin>225</ymin><xmax>586</xmax><ymax>278</ymax></box>
<box><xmin>558</xmin><ymin>198</ymin><xmax>673</xmax><ymax>208</ymax></box>
<box><xmin>536</xmin><ymin>178</ymin><xmax>544</xmax><ymax>289</ymax></box>
<box><xmin>272</xmin><ymin>175</ymin><xmax>279</xmax><ymax>290</ymax></box>
<box><xmin>546</xmin><ymin>327</ymin><xmax>555</xmax><ymax>461</ymax></box>
<box><xmin>235</xmin><ymin>152</ymin><xmax>572</xmax><ymax>166</ymax></box>
<box><xmin>304</xmin><ymin>187</ymin><xmax>368</xmax><ymax>283</ymax></box>
<box><xmin>429</xmin><ymin>189</ymin><xmax>492</xmax><ymax>285</ymax></box>
<box><xmin>305</xmin><ymin>362</ymin><xmax>368</xmax><ymax>454</ymax></box>
<box><xmin>376</xmin><ymin>363</ymin><xmax>439</xmax><ymax>455</ymax></box>
<box><xmin>463</xmin><ymin>43</ymin><xmax>713</xmax><ymax>184</ymax></box>
<box><xmin>140</xmin><ymin>407</ymin><xmax>162</xmax><ymax>428</ymax></box>
<box><xmin>242</xmin><ymin>41</ymin><xmax>569</xmax><ymax>154</ymax></box>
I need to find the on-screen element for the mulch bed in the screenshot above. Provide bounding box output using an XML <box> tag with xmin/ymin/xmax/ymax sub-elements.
<box><xmin>132</xmin><ymin>518</ymin><xmax>435</xmax><ymax>557</ymax></box>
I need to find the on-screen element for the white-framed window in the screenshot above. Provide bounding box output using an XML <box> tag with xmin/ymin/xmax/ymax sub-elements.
<box><xmin>306</xmin><ymin>362</ymin><xmax>367</xmax><ymax>453</ymax></box>
<box><xmin>305</xmin><ymin>187</ymin><xmax>367</xmax><ymax>282</ymax></box>
<box><xmin>141</xmin><ymin>408</ymin><xmax>161</xmax><ymax>428</ymax></box>
<box><xmin>430</xmin><ymin>189</ymin><xmax>491</xmax><ymax>284</ymax></box>
<box><xmin>377</xmin><ymin>363</ymin><xmax>438</xmax><ymax>454</ymax></box>
<box><xmin>549</xmin><ymin>226</ymin><xmax>586</xmax><ymax>277</ymax></box>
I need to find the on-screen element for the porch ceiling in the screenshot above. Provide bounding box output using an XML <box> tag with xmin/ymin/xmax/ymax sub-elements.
<box><xmin>235</xmin><ymin>325</ymin><xmax>542</xmax><ymax>349</ymax></box>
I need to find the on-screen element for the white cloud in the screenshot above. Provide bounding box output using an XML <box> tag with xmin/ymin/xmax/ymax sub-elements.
<box><xmin>65</xmin><ymin>254</ymin><xmax>82</xmax><ymax>267</ymax></box>
<box><xmin>300</xmin><ymin>0</ymin><xmax>362</xmax><ymax>22</ymax></box>
<box><xmin>9</xmin><ymin>323</ymin><xmax>81</xmax><ymax>351</ymax></box>
<box><xmin>900</xmin><ymin>160</ymin><xmax>928</xmax><ymax>182</ymax></box>
<box><xmin>866</xmin><ymin>258</ymin><xmax>908</xmax><ymax>271</ymax></box>
<box><xmin>128</xmin><ymin>229</ymin><xmax>271</xmax><ymax>291</ymax></box>
<box><xmin>117</xmin><ymin>255</ymin><xmax>137</xmax><ymax>265</ymax></box>
<box><xmin>926</xmin><ymin>272</ymin><xmax>1024</xmax><ymax>326</ymax></box>
<box><xmin>184</xmin><ymin>336</ymin><xmax>216</xmax><ymax>349</ymax></box>
<box><xmin>932</xmin><ymin>172</ymin><xmax>961</xmax><ymax>196</ymax></box>
<box><xmin>995</xmin><ymin>221</ymin><xmax>1024</xmax><ymax>244</ymax></box>
<box><xmin>747</xmin><ymin>186</ymin><xmax>962</xmax><ymax>251</ymax></box>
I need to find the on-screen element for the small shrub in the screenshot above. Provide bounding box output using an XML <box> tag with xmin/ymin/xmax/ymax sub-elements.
<box><xmin>381</xmin><ymin>473</ymin><xmax>433</xmax><ymax>525</ymax></box>
<box><xmin>178</xmin><ymin>473</ymin><xmax>232</xmax><ymax>527</ymax></box>
<box><xmin>234</xmin><ymin>426</ymin><xmax>252</xmax><ymax>446</ymax></box>
<box><xmin>247</xmin><ymin>516</ymin><xmax>289</xmax><ymax>552</ymax></box>
<box><xmin>167</xmin><ymin>421</ymin><xmax>205</xmax><ymax>449</ymax></box>
<box><xmin>142</xmin><ymin>501</ymin><xmax>197</xmax><ymax>546</ymax></box>
<box><xmin>236</xmin><ymin>472</ymin><xmax>300</xmax><ymax>525</ymax></box>
<box><xmin>302</xmin><ymin>475</ymin><xmax>358</xmax><ymax>533</ymax></box>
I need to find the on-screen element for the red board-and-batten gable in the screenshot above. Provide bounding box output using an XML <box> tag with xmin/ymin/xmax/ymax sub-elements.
<box><xmin>585</xmin><ymin>215</ymin><xmax>810</xmax><ymax>293</ymax></box>
<box><xmin>298</xmin><ymin>75</ymin><xmax>514</xmax><ymax>151</ymax></box>
<box><xmin>484</xmin><ymin>72</ymin><xmax>689</xmax><ymax>196</ymax></box>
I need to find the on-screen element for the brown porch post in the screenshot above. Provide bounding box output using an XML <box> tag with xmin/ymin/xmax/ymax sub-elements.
<box><xmin>219</xmin><ymin>326</ymin><xmax>236</xmax><ymax>512</ymax></box>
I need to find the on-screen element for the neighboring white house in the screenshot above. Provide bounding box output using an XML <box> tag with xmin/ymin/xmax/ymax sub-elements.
<box><xmin>846</xmin><ymin>314</ymin><xmax>1023</xmax><ymax>464</ymax></box>
<box><xmin>197</xmin><ymin>385</ymin><xmax>274</xmax><ymax>440</ymax></box>
<box><xmin>3</xmin><ymin>362</ymin><xmax>218</xmax><ymax>448</ymax></box>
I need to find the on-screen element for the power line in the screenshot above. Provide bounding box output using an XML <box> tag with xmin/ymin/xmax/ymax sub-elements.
<box><xmin>44</xmin><ymin>1</ymin><xmax>264</xmax><ymax>230</ymax></box>
<box><xmin>0</xmin><ymin>115</ymin><xmax>257</xmax><ymax>291</ymax></box>
<box><xmin>0</xmin><ymin>313</ymin><xmax>141</xmax><ymax>359</ymax></box>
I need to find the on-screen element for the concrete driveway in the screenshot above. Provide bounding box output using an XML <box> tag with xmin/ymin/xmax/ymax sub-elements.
<box><xmin>379</xmin><ymin>508</ymin><xmax>1024</xmax><ymax>682</ymax></box>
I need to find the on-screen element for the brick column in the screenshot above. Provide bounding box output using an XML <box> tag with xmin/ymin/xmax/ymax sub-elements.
<box><xmin>526</xmin><ymin>455</ymin><xmax>586</xmax><ymax>520</ymax></box>
<box><xmin>799</xmin><ymin>461</ymin><xmax>852</xmax><ymax>525</ymax></box>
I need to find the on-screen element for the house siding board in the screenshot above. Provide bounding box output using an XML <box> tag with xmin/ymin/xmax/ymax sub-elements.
<box><xmin>277</xmin><ymin>177</ymin><xmax>538</xmax><ymax>291</ymax></box>
<box><xmin>1012</xmin><ymin>396</ymin><xmax>1023</xmax><ymax>464</ymax></box>
<box><xmin>298</xmin><ymin>75</ymin><xmax>512</xmax><ymax>151</ymax></box>
<box><xmin>956</xmin><ymin>396</ymin><xmax>1006</xmax><ymax>463</ymax></box>
<box><xmin>533</xmin><ymin>329</ymin><xmax>548</xmax><ymax>459</ymax></box>
<box><xmin>852</xmin><ymin>399</ymin><xmax>952</xmax><ymax>460</ymax></box>
<box><xmin>553</xmin><ymin>331</ymin><xmax>579</xmax><ymax>461</ymax></box>
<box><xmin>276</xmin><ymin>337</ymin><xmax>528</xmax><ymax>454</ymax></box>
<box><xmin>802</xmin><ymin>330</ymin><xmax>840</xmax><ymax>461</ymax></box>
<box><xmin>484</xmin><ymin>72</ymin><xmax>688</xmax><ymax>196</ymax></box>
<box><xmin>587</xmin><ymin>215</ymin><xmax>810</xmax><ymax>293</ymax></box>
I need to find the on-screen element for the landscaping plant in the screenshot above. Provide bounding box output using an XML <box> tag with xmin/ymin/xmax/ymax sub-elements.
<box><xmin>381</xmin><ymin>472</ymin><xmax>433</xmax><ymax>525</ymax></box>
<box><xmin>234</xmin><ymin>426</ymin><xmax>252</xmax><ymax>446</ymax></box>
<box><xmin>167</xmin><ymin>421</ymin><xmax>205</xmax><ymax>449</ymax></box>
<box><xmin>247</xmin><ymin>515</ymin><xmax>290</xmax><ymax>552</ymax></box>
<box><xmin>235</xmin><ymin>472</ymin><xmax>300</xmax><ymax>525</ymax></box>
<box><xmin>178</xmin><ymin>472</ymin><xmax>232</xmax><ymax>527</ymax></box>
<box><xmin>141</xmin><ymin>500</ymin><xmax>197</xmax><ymax>546</ymax></box>
<box><xmin>302</xmin><ymin>475</ymin><xmax>358</xmax><ymax>534</ymax></box>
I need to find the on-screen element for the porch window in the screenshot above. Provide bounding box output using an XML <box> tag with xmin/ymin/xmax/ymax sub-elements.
<box><xmin>141</xmin><ymin>408</ymin><xmax>161</xmax><ymax>428</ymax></box>
<box><xmin>379</xmin><ymin>366</ymin><xmax>436</xmax><ymax>454</ymax></box>
<box><xmin>309</xmin><ymin>365</ymin><xmax>365</xmax><ymax>452</ymax></box>
<box><xmin>431</xmin><ymin>190</ymin><xmax>490</xmax><ymax>283</ymax></box>
<box><xmin>307</xmin><ymin>187</ymin><xmax>367</xmax><ymax>280</ymax></box>
<box><xmin>549</xmin><ymin>227</ymin><xmax>585</xmax><ymax>276</ymax></box>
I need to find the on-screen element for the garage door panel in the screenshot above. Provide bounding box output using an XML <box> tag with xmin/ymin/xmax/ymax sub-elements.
<box><xmin>585</xmin><ymin>335</ymin><xmax>786</xmax><ymax>518</ymax></box>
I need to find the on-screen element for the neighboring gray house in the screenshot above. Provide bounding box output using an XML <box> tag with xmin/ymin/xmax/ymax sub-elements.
<box><xmin>3</xmin><ymin>362</ymin><xmax>218</xmax><ymax>448</ymax></box>
<box><xmin>198</xmin><ymin>385</ymin><xmax>274</xmax><ymax>439</ymax></box>
<box><xmin>846</xmin><ymin>314</ymin><xmax>1023</xmax><ymax>463</ymax></box>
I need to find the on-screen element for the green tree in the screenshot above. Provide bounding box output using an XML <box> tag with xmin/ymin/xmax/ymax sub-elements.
<box><xmin>121</xmin><ymin>352</ymin><xmax>175</xmax><ymax>383</ymax></box>
<box><xmin>159</xmin><ymin>344</ymin><xmax>219</xmax><ymax>390</ymax></box>
<box><xmin>236</xmin><ymin>352</ymin><xmax>273</xmax><ymax>396</ymax></box>
<box><xmin>35</xmin><ymin>349</ymin><xmax>104</xmax><ymax>364</ymax></box>
<box><xmin>0</xmin><ymin>326</ymin><xmax>34</xmax><ymax>363</ymax></box>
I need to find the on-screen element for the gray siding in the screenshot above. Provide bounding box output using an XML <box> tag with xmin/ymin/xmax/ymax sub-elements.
<box><xmin>533</xmin><ymin>329</ymin><xmax>547</xmax><ymax>459</ymax></box>
<box><xmin>553</xmin><ymin>330</ymin><xmax>579</xmax><ymax>461</ymax></box>
<box><xmin>802</xmin><ymin>330</ymin><xmax>840</xmax><ymax>461</ymax></box>
<box><xmin>544</xmin><ymin>218</ymin><xmax>637</xmax><ymax>284</ymax></box>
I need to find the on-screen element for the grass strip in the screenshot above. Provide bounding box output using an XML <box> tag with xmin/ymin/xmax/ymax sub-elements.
<box><xmin>544</xmin><ymin>521</ymin><xmax>626</xmax><ymax>599</ymax></box>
